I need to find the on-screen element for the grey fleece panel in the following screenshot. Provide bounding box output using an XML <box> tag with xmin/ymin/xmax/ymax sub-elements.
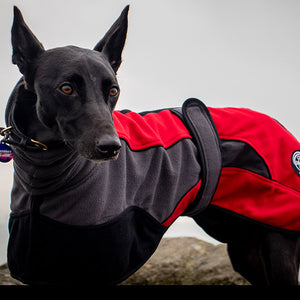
<box><xmin>11</xmin><ymin>146</ymin><xmax>96</xmax><ymax>195</ymax></box>
<box><xmin>36</xmin><ymin>138</ymin><xmax>201</xmax><ymax>226</ymax></box>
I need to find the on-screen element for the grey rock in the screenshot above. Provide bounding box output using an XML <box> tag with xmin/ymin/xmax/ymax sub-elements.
<box><xmin>122</xmin><ymin>237</ymin><xmax>249</xmax><ymax>285</ymax></box>
<box><xmin>0</xmin><ymin>264</ymin><xmax>23</xmax><ymax>285</ymax></box>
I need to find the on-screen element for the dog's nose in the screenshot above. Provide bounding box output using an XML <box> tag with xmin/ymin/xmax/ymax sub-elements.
<box><xmin>96</xmin><ymin>135</ymin><xmax>121</xmax><ymax>157</ymax></box>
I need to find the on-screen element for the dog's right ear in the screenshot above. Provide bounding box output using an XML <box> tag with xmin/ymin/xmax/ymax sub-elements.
<box><xmin>11</xmin><ymin>6</ymin><xmax>45</xmax><ymax>89</ymax></box>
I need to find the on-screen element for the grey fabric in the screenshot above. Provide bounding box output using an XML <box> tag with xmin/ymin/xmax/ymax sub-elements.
<box><xmin>11</xmin><ymin>138</ymin><xmax>201</xmax><ymax>226</ymax></box>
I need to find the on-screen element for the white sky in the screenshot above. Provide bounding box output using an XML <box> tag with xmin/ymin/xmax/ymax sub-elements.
<box><xmin>0</xmin><ymin>0</ymin><xmax>299</xmax><ymax>219</ymax></box>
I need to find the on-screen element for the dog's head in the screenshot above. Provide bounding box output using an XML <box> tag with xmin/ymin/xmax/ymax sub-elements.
<box><xmin>11</xmin><ymin>6</ymin><xmax>129</xmax><ymax>162</ymax></box>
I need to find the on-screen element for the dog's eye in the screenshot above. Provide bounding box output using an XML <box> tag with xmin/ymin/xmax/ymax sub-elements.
<box><xmin>60</xmin><ymin>84</ymin><xmax>73</xmax><ymax>95</ymax></box>
<box><xmin>109</xmin><ymin>87</ymin><xmax>119</xmax><ymax>97</ymax></box>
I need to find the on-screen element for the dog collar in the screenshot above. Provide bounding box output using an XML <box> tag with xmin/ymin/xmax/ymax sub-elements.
<box><xmin>2</xmin><ymin>79</ymin><xmax>48</xmax><ymax>152</ymax></box>
<box><xmin>0</xmin><ymin>125</ymin><xmax>48</xmax><ymax>151</ymax></box>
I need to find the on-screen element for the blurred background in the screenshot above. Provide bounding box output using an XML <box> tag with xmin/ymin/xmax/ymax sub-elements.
<box><xmin>0</xmin><ymin>0</ymin><xmax>299</xmax><ymax>264</ymax></box>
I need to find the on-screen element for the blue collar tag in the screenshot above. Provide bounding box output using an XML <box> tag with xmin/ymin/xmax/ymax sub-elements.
<box><xmin>0</xmin><ymin>143</ymin><xmax>13</xmax><ymax>163</ymax></box>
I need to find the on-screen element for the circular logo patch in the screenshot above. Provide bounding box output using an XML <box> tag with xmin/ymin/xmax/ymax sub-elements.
<box><xmin>291</xmin><ymin>150</ymin><xmax>300</xmax><ymax>177</ymax></box>
<box><xmin>0</xmin><ymin>143</ymin><xmax>13</xmax><ymax>163</ymax></box>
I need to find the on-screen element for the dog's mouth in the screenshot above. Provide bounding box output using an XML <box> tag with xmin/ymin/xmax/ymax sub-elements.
<box><xmin>93</xmin><ymin>147</ymin><xmax>121</xmax><ymax>162</ymax></box>
<box><xmin>78</xmin><ymin>148</ymin><xmax>121</xmax><ymax>163</ymax></box>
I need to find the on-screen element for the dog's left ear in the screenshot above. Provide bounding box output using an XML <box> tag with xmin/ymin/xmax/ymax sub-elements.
<box><xmin>94</xmin><ymin>5</ymin><xmax>129</xmax><ymax>73</ymax></box>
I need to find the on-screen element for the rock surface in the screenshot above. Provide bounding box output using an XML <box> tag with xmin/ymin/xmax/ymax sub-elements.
<box><xmin>0</xmin><ymin>237</ymin><xmax>249</xmax><ymax>285</ymax></box>
<box><xmin>122</xmin><ymin>237</ymin><xmax>249</xmax><ymax>285</ymax></box>
<box><xmin>0</xmin><ymin>264</ymin><xmax>23</xmax><ymax>285</ymax></box>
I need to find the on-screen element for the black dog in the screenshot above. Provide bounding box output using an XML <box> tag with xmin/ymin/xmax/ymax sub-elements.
<box><xmin>3</xmin><ymin>6</ymin><xmax>300</xmax><ymax>285</ymax></box>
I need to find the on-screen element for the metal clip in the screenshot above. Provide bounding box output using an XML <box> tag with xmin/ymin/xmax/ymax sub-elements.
<box><xmin>0</xmin><ymin>126</ymin><xmax>13</xmax><ymax>136</ymax></box>
<box><xmin>30</xmin><ymin>139</ymin><xmax>48</xmax><ymax>151</ymax></box>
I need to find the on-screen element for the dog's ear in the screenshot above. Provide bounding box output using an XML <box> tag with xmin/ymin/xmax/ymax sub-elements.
<box><xmin>11</xmin><ymin>6</ymin><xmax>45</xmax><ymax>89</ymax></box>
<box><xmin>94</xmin><ymin>5</ymin><xmax>129</xmax><ymax>73</ymax></box>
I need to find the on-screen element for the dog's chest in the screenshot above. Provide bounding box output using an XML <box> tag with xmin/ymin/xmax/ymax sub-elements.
<box><xmin>8</xmin><ymin>106</ymin><xmax>207</xmax><ymax>285</ymax></box>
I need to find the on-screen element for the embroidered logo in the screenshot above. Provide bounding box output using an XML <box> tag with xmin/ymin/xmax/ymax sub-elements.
<box><xmin>291</xmin><ymin>151</ymin><xmax>300</xmax><ymax>177</ymax></box>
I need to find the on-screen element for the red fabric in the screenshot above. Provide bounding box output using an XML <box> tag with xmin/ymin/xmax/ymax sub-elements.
<box><xmin>212</xmin><ymin>168</ymin><xmax>300</xmax><ymax>231</ymax></box>
<box><xmin>113</xmin><ymin>110</ymin><xmax>192</xmax><ymax>150</ymax></box>
<box><xmin>209</xmin><ymin>107</ymin><xmax>300</xmax><ymax>231</ymax></box>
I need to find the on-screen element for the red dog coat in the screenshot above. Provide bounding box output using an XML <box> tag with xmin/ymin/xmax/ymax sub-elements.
<box><xmin>208</xmin><ymin>107</ymin><xmax>300</xmax><ymax>232</ymax></box>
